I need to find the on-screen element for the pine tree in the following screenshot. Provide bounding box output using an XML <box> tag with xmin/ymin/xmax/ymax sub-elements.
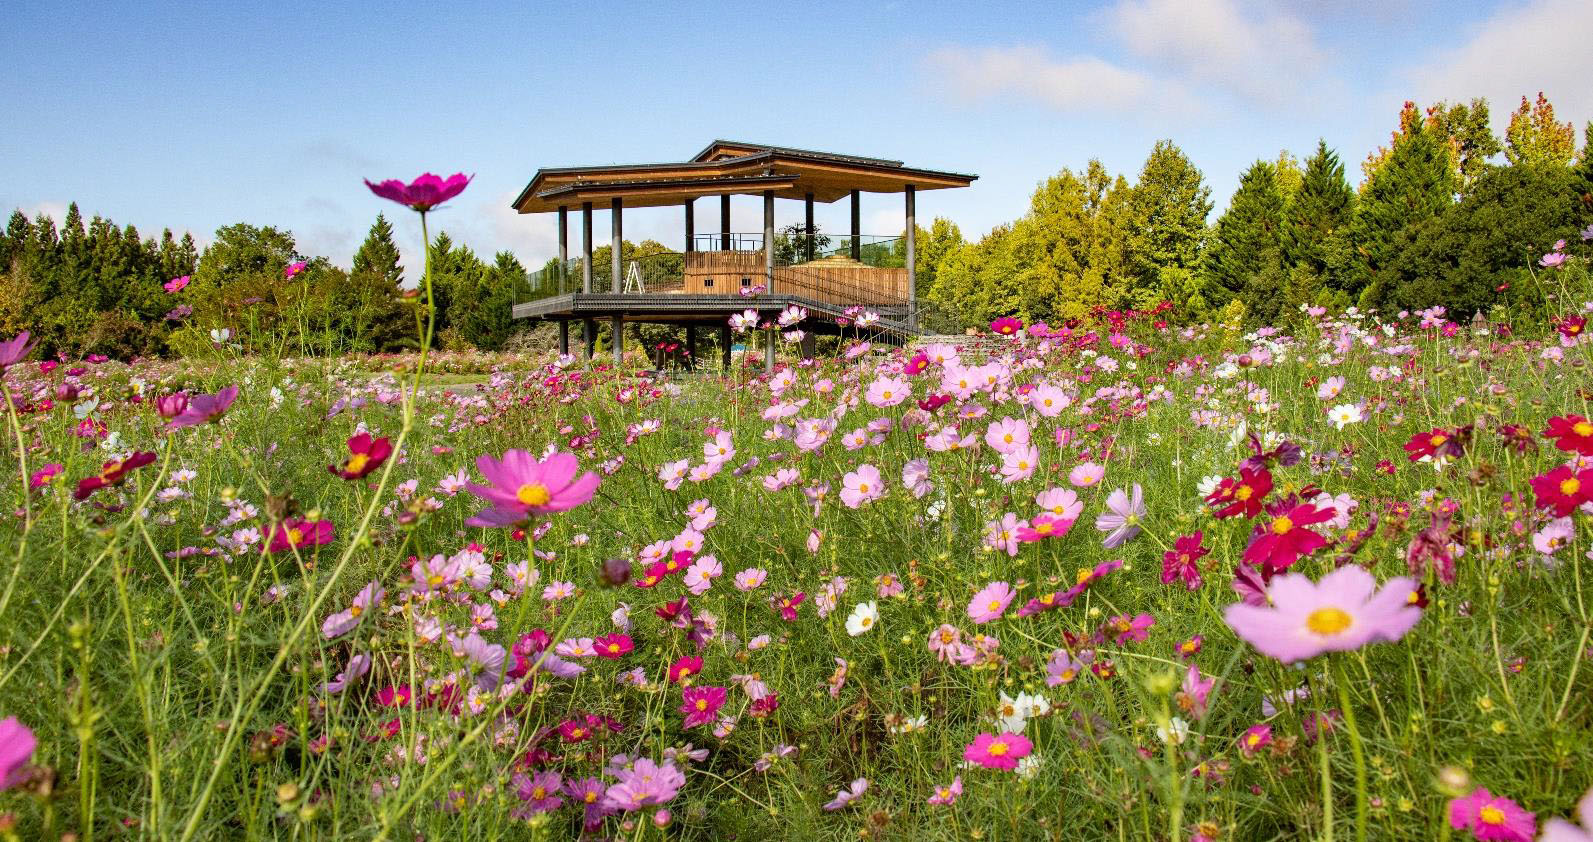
<box><xmin>1349</xmin><ymin>103</ymin><xmax>1457</xmax><ymax>308</ymax></box>
<box><xmin>1576</xmin><ymin>122</ymin><xmax>1593</xmax><ymax>224</ymax></box>
<box><xmin>1203</xmin><ymin>160</ymin><xmax>1286</xmax><ymax>306</ymax></box>
<box><xmin>1504</xmin><ymin>92</ymin><xmax>1576</xmax><ymax>168</ymax></box>
<box><xmin>1126</xmin><ymin>140</ymin><xmax>1213</xmax><ymax>313</ymax></box>
<box><xmin>1285</xmin><ymin>141</ymin><xmax>1356</xmax><ymax>284</ymax></box>
<box><xmin>346</xmin><ymin>214</ymin><xmax>411</xmax><ymax>352</ymax></box>
<box><xmin>352</xmin><ymin>213</ymin><xmax>404</xmax><ymax>286</ymax></box>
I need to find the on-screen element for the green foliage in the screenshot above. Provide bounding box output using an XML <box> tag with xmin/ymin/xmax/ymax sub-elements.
<box><xmin>1203</xmin><ymin>159</ymin><xmax>1287</xmax><ymax>307</ymax></box>
<box><xmin>1285</xmin><ymin>140</ymin><xmax>1357</xmax><ymax>289</ymax></box>
<box><xmin>1378</xmin><ymin>163</ymin><xmax>1582</xmax><ymax>318</ymax></box>
<box><xmin>1351</xmin><ymin>104</ymin><xmax>1458</xmax><ymax>310</ymax></box>
<box><xmin>1429</xmin><ymin>97</ymin><xmax>1503</xmax><ymax>192</ymax></box>
<box><xmin>1126</xmin><ymin>140</ymin><xmax>1214</xmax><ymax>313</ymax></box>
<box><xmin>1505</xmin><ymin>92</ymin><xmax>1577</xmax><ymax>168</ymax></box>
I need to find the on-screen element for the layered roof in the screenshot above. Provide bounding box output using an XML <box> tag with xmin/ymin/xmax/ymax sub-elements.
<box><xmin>512</xmin><ymin>140</ymin><xmax>976</xmax><ymax>214</ymax></box>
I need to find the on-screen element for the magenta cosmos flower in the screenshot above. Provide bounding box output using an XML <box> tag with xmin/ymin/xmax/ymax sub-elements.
<box><xmin>1449</xmin><ymin>787</ymin><xmax>1536</xmax><ymax>841</ymax></box>
<box><xmin>1223</xmin><ymin>565</ymin><xmax>1421</xmax><ymax>663</ymax></box>
<box><xmin>365</xmin><ymin>173</ymin><xmax>473</xmax><ymax>212</ymax></box>
<box><xmin>963</xmin><ymin>731</ymin><xmax>1031</xmax><ymax>770</ymax></box>
<box><xmin>165</xmin><ymin>385</ymin><xmax>239</xmax><ymax>431</ymax></box>
<box><xmin>266</xmin><ymin>518</ymin><xmax>335</xmax><ymax>553</ymax></box>
<box><xmin>467</xmin><ymin>449</ymin><xmax>600</xmax><ymax>526</ymax></box>
<box><xmin>0</xmin><ymin>332</ymin><xmax>36</xmax><ymax>370</ymax></box>
<box><xmin>967</xmin><ymin>580</ymin><xmax>1015</xmax><ymax>624</ymax></box>
<box><xmin>0</xmin><ymin>717</ymin><xmax>35</xmax><ymax>789</ymax></box>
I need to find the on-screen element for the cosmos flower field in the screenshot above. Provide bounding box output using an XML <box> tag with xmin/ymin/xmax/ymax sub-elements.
<box><xmin>6</xmin><ymin>250</ymin><xmax>1593</xmax><ymax>839</ymax></box>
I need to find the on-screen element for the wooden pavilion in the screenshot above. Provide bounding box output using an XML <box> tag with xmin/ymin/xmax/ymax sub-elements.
<box><xmin>509</xmin><ymin>140</ymin><xmax>976</xmax><ymax>369</ymax></box>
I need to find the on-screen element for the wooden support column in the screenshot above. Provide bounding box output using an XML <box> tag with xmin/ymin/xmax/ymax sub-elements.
<box><xmin>720</xmin><ymin>194</ymin><xmax>731</xmax><ymax>250</ymax></box>
<box><xmin>581</xmin><ymin>202</ymin><xmax>593</xmax><ymax>293</ymax></box>
<box><xmin>610</xmin><ymin>197</ymin><xmax>623</xmax><ymax>293</ymax></box>
<box><xmin>684</xmin><ymin>199</ymin><xmax>695</xmax><ymax>253</ymax></box>
<box><xmin>804</xmin><ymin>192</ymin><xmax>815</xmax><ymax>262</ymax></box>
<box><xmin>763</xmin><ymin>190</ymin><xmax>775</xmax><ymax>293</ymax></box>
<box><xmin>558</xmin><ymin>321</ymin><xmax>569</xmax><ymax>355</ymax></box>
<box><xmin>611</xmin><ymin>315</ymin><xmax>622</xmax><ymax>364</ymax></box>
<box><xmin>850</xmin><ymin>189</ymin><xmax>861</xmax><ymax>260</ymax></box>
<box><xmin>720</xmin><ymin>324</ymin><xmax>731</xmax><ymax>372</ymax></box>
<box><xmin>685</xmin><ymin>324</ymin><xmax>697</xmax><ymax>371</ymax></box>
<box><xmin>905</xmin><ymin>185</ymin><xmax>917</xmax><ymax>332</ymax></box>
<box><xmin>557</xmin><ymin>205</ymin><xmax>568</xmax><ymax>294</ymax></box>
<box><xmin>584</xmin><ymin>318</ymin><xmax>596</xmax><ymax>358</ymax></box>
<box><xmin>764</xmin><ymin>324</ymin><xmax>776</xmax><ymax>372</ymax></box>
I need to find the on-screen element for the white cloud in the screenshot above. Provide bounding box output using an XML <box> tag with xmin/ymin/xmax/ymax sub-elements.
<box><xmin>925</xmin><ymin>45</ymin><xmax>1157</xmax><ymax>112</ymax></box>
<box><xmin>1105</xmin><ymin>0</ymin><xmax>1326</xmax><ymax>105</ymax></box>
<box><xmin>1407</xmin><ymin>0</ymin><xmax>1593</xmax><ymax>123</ymax></box>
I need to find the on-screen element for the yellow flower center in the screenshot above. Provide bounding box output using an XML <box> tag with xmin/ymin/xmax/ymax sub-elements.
<box><xmin>345</xmin><ymin>452</ymin><xmax>370</xmax><ymax>474</ymax></box>
<box><xmin>1575</xmin><ymin>422</ymin><xmax>1593</xmax><ymax>437</ymax></box>
<box><xmin>350</xmin><ymin>604</ymin><xmax>363</xmax><ymax>618</ymax></box>
<box><xmin>585</xmin><ymin>792</ymin><xmax>598</xmax><ymax>804</ymax></box>
<box><xmin>1003</xmin><ymin>433</ymin><xmax>1014</xmax><ymax>443</ymax></box>
<box><xmin>940</xmin><ymin>630</ymin><xmax>955</xmax><ymax>644</ymax></box>
<box><xmin>1235</xmin><ymin>486</ymin><xmax>1253</xmax><ymax>501</ymax></box>
<box><xmin>608</xmin><ymin>643</ymin><xmax>621</xmax><ymax>653</ymax></box>
<box><xmin>1479</xmin><ymin>806</ymin><xmax>1506</xmax><ymax>825</ymax></box>
<box><xmin>987</xmin><ymin>599</ymin><xmax>1002</xmax><ymax>612</ymax></box>
<box><xmin>428</xmin><ymin>574</ymin><xmax>444</xmax><ymax>586</ymax></box>
<box><xmin>861</xmin><ymin>616</ymin><xmax>872</xmax><ymax>627</ymax></box>
<box><xmin>516</xmin><ymin>483</ymin><xmax>551</xmax><ymax>506</ymax></box>
<box><xmin>857</xmin><ymin>483</ymin><xmax>870</xmax><ymax>493</ymax></box>
<box><xmin>882</xmin><ymin>390</ymin><xmax>893</xmax><ymax>399</ymax></box>
<box><xmin>532</xmin><ymin>786</ymin><xmax>546</xmax><ymax>799</ymax></box>
<box><xmin>1306</xmin><ymin>607</ymin><xmax>1352</xmax><ymax>635</ymax></box>
<box><xmin>1245</xmin><ymin>734</ymin><xmax>1261</xmax><ymax>747</ymax></box>
<box><xmin>695</xmin><ymin>699</ymin><xmax>709</xmax><ymax>711</ymax></box>
<box><xmin>1271</xmin><ymin>516</ymin><xmax>1294</xmax><ymax>535</ymax></box>
<box><xmin>1430</xmin><ymin>434</ymin><xmax>1447</xmax><ymax>447</ymax></box>
<box><xmin>287</xmin><ymin>528</ymin><xmax>304</xmax><ymax>545</ymax></box>
<box><xmin>987</xmin><ymin>740</ymin><xmax>1009</xmax><ymax>756</ymax></box>
<box><xmin>1561</xmin><ymin>477</ymin><xmax>1581</xmax><ymax>496</ymax></box>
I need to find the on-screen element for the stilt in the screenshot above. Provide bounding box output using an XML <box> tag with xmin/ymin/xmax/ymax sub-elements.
<box><xmin>611</xmin><ymin>315</ymin><xmax>623</xmax><ymax>364</ymax></box>
<box><xmin>721</xmin><ymin>324</ymin><xmax>731</xmax><ymax>372</ymax></box>
<box><xmin>584</xmin><ymin>319</ymin><xmax>596</xmax><ymax>358</ymax></box>
<box><xmin>685</xmin><ymin>324</ymin><xmax>697</xmax><ymax>371</ymax></box>
<box><xmin>558</xmin><ymin>321</ymin><xmax>569</xmax><ymax>355</ymax></box>
<box><xmin>764</xmin><ymin>328</ymin><xmax>776</xmax><ymax>372</ymax></box>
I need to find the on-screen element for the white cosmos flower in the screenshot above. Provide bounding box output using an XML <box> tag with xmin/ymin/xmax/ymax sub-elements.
<box><xmin>845</xmin><ymin>601</ymin><xmax>879</xmax><ymax>636</ymax></box>
<box><xmin>1328</xmin><ymin>403</ymin><xmax>1364</xmax><ymax>430</ymax></box>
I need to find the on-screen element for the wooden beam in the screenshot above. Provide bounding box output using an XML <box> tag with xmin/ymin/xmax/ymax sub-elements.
<box><xmin>557</xmin><ymin>205</ymin><xmax>568</xmax><ymax>294</ymax></box>
<box><xmin>905</xmin><ymin>185</ymin><xmax>916</xmax><ymax>332</ymax></box>
<box><xmin>850</xmin><ymin>189</ymin><xmax>861</xmax><ymax>260</ymax></box>
<box><xmin>581</xmin><ymin>202</ymin><xmax>593</xmax><ymax>293</ymax></box>
<box><xmin>611</xmin><ymin>197</ymin><xmax>623</xmax><ymax>294</ymax></box>
<box><xmin>763</xmin><ymin>190</ymin><xmax>775</xmax><ymax>293</ymax></box>
<box><xmin>720</xmin><ymin>194</ymin><xmax>731</xmax><ymax>250</ymax></box>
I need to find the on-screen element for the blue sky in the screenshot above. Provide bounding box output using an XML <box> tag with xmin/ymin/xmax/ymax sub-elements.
<box><xmin>3</xmin><ymin>0</ymin><xmax>1588</xmax><ymax>277</ymax></box>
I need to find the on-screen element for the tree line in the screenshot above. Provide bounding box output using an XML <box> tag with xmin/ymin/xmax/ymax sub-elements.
<box><xmin>923</xmin><ymin>93</ymin><xmax>1593</xmax><ymax>328</ymax></box>
<box><xmin>0</xmin><ymin>212</ymin><xmax>531</xmax><ymax>359</ymax></box>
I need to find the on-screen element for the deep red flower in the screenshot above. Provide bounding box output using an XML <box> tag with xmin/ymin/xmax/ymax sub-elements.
<box><xmin>1529</xmin><ymin>464</ymin><xmax>1593</xmax><ymax>517</ymax></box>
<box><xmin>667</xmin><ymin>655</ymin><xmax>702</xmax><ymax>683</ymax></box>
<box><xmin>329</xmin><ymin>432</ymin><xmax>393</xmax><ymax>480</ymax></box>
<box><xmin>1557</xmin><ymin>314</ymin><xmax>1586</xmax><ymax>340</ymax></box>
<box><xmin>1242</xmin><ymin>502</ymin><xmax>1333</xmax><ymax>574</ymax></box>
<box><xmin>1543</xmin><ymin>415</ymin><xmax>1593</xmax><ymax>457</ymax></box>
<box><xmin>364</xmin><ymin>173</ymin><xmax>472</xmax><ymax>212</ymax></box>
<box><xmin>73</xmin><ymin>451</ymin><xmax>157</xmax><ymax>500</ymax></box>
<box><xmin>1403</xmin><ymin>428</ymin><xmax>1458</xmax><ymax>462</ymax></box>
<box><xmin>1205</xmin><ymin>467</ymin><xmax>1273</xmax><ymax>519</ymax></box>
<box><xmin>1161</xmin><ymin>531</ymin><xmax>1208</xmax><ymax>590</ymax></box>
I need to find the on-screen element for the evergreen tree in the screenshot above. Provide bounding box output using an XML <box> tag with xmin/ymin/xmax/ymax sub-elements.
<box><xmin>352</xmin><ymin>213</ymin><xmax>404</xmax><ymax>285</ymax></box>
<box><xmin>1505</xmin><ymin>92</ymin><xmax>1576</xmax><ymax>168</ymax></box>
<box><xmin>1285</xmin><ymin>141</ymin><xmax>1356</xmax><ymax>286</ymax></box>
<box><xmin>346</xmin><ymin>214</ymin><xmax>411</xmax><ymax>351</ymax></box>
<box><xmin>1576</xmin><ymin>122</ymin><xmax>1593</xmax><ymax>224</ymax></box>
<box><xmin>1203</xmin><ymin>160</ymin><xmax>1286</xmax><ymax>307</ymax></box>
<box><xmin>1349</xmin><ymin>102</ymin><xmax>1457</xmax><ymax>309</ymax></box>
<box><xmin>1126</xmin><ymin>140</ymin><xmax>1213</xmax><ymax>313</ymax></box>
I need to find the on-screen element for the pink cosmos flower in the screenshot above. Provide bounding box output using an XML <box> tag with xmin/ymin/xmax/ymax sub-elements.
<box><xmin>0</xmin><ymin>332</ymin><xmax>36</xmax><ymax>370</ymax></box>
<box><xmin>29</xmin><ymin>464</ymin><xmax>62</xmax><ymax>490</ymax></box>
<box><xmin>1069</xmin><ymin>462</ymin><xmax>1105</xmax><ymax>488</ymax></box>
<box><xmin>602</xmin><ymin>758</ymin><xmax>684</xmax><ymax>811</ymax></box>
<box><xmin>984</xmin><ymin>417</ymin><xmax>1031</xmax><ymax>454</ymax></box>
<box><xmin>1162</xmin><ymin>531</ymin><xmax>1208</xmax><ymax>590</ymax></box>
<box><xmin>163</xmin><ymin>275</ymin><xmax>191</xmax><ymax>293</ymax></box>
<box><xmin>1237</xmin><ymin>723</ymin><xmax>1272</xmax><ymax>757</ymax></box>
<box><xmin>0</xmin><ymin>717</ymin><xmax>35</xmax><ymax>789</ymax></box>
<box><xmin>999</xmin><ymin>444</ymin><xmax>1040</xmax><ymax>484</ymax></box>
<box><xmin>680</xmin><ymin>685</ymin><xmax>727</xmax><ymax>728</ymax></box>
<box><xmin>967</xmin><ymin>581</ymin><xmax>1015</xmax><ymax>624</ymax></box>
<box><xmin>1243</xmin><ymin>501</ymin><xmax>1333</xmax><ymax>573</ymax></box>
<box><xmin>1035</xmin><ymin>487</ymin><xmax>1083</xmax><ymax>520</ymax></box>
<box><xmin>927</xmin><ymin>776</ymin><xmax>962</xmax><ymax>806</ymax></box>
<box><xmin>840</xmin><ymin>464</ymin><xmax>884</xmax><ymax>508</ymax></box>
<box><xmin>165</xmin><ymin>385</ymin><xmax>238</xmax><ymax>431</ymax></box>
<box><xmin>1176</xmin><ymin>664</ymin><xmax>1214</xmax><ymax>718</ymax></box>
<box><xmin>364</xmin><ymin>172</ymin><xmax>473</xmax><ymax>212</ymax></box>
<box><xmin>266</xmin><ymin>518</ymin><xmax>334</xmax><ymax>553</ymax></box>
<box><xmin>1015</xmin><ymin>512</ymin><xmax>1074</xmax><ymax>542</ymax></box>
<box><xmin>1095</xmin><ymin>484</ymin><xmax>1145</xmax><ymax>548</ymax></box>
<box><xmin>467</xmin><ymin>449</ymin><xmax>599</xmax><ymax>526</ymax></box>
<box><xmin>734</xmin><ymin>568</ymin><xmax>767</xmax><ymax>590</ymax></box>
<box><xmin>963</xmin><ymin>731</ymin><xmax>1031</xmax><ymax>770</ymax></box>
<box><xmin>1223</xmin><ymin>565</ymin><xmax>1422</xmax><ymax>663</ymax></box>
<box><xmin>284</xmin><ymin>261</ymin><xmax>307</xmax><ymax>279</ymax></box>
<box><xmin>865</xmin><ymin>376</ymin><xmax>909</xmax><ymax>408</ymax></box>
<box><xmin>1449</xmin><ymin>787</ymin><xmax>1536</xmax><ymax>841</ymax></box>
<box><xmin>823</xmin><ymin>778</ymin><xmax>869</xmax><ymax>810</ymax></box>
<box><xmin>984</xmin><ymin>512</ymin><xmax>1024</xmax><ymax>557</ymax></box>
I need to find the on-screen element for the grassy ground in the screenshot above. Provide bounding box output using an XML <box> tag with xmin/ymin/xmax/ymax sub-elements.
<box><xmin>1</xmin><ymin>311</ymin><xmax>1591</xmax><ymax>841</ymax></box>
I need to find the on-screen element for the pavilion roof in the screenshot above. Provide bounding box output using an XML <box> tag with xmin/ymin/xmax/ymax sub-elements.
<box><xmin>512</xmin><ymin>141</ymin><xmax>975</xmax><ymax>213</ymax></box>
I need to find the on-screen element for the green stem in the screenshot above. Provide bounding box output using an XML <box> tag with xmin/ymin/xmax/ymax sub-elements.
<box><xmin>1334</xmin><ymin>659</ymin><xmax>1368</xmax><ymax>842</ymax></box>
